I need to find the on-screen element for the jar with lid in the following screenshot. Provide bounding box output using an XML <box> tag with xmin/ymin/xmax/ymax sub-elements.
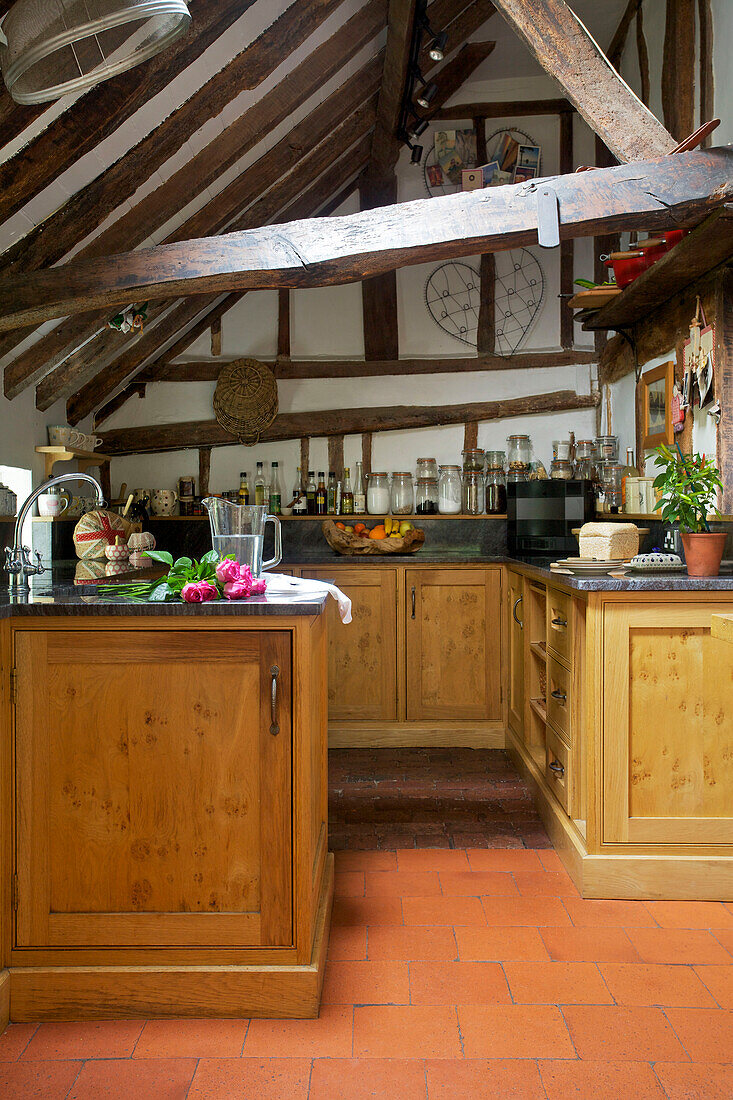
<box><xmin>575</xmin><ymin>439</ymin><xmax>595</xmax><ymax>460</ymax></box>
<box><xmin>485</xmin><ymin>450</ymin><xmax>505</xmax><ymax>471</ymax></box>
<box><xmin>550</xmin><ymin>459</ymin><xmax>574</xmax><ymax>480</ymax></box>
<box><xmin>602</xmin><ymin>463</ymin><xmax>623</xmax><ymax>511</ymax></box>
<box><xmin>416</xmin><ymin>457</ymin><xmax>438</xmax><ymax>480</ymax></box>
<box><xmin>507</xmin><ymin>434</ymin><xmax>531</xmax><ymax>474</ymax></box>
<box><xmin>595</xmin><ymin>435</ymin><xmax>619</xmax><ymax>462</ymax></box>
<box><xmin>462</xmin><ymin>470</ymin><xmax>484</xmax><ymax>514</ymax></box>
<box><xmin>438</xmin><ymin>465</ymin><xmax>462</xmax><ymax>514</ymax></box>
<box><xmin>485</xmin><ymin>466</ymin><xmax>507</xmax><ymax>514</ymax></box>
<box><xmin>367</xmin><ymin>472</ymin><xmax>390</xmax><ymax>515</ymax></box>
<box><xmin>390</xmin><ymin>472</ymin><xmax>414</xmax><ymax>515</ymax></box>
<box><xmin>415</xmin><ymin>477</ymin><xmax>439</xmax><ymax>515</ymax></box>
<box><xmin>462</xmin><ymin>448</ymin><xmax>485</xmax><ymax>472</ymax></box>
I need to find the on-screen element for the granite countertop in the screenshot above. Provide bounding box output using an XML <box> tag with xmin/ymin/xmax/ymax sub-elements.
<box><xmin>0</xmin><ymin>564</ymin><xmax>328</xmax><ymax>617</ymax></box>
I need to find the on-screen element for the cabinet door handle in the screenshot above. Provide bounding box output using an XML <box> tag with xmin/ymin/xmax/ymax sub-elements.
<box><xmin>270</xmin><ymin>665</ymin><xmax>280</xmax><ymax>735</ymax></box>
<box><xmin>513</xmin><ymin>596</ymin><xmax>523</xmax><ymax>628</ymax></box>
<box><xmin>551</xmin><ymin>689</ymin><xmax>567</xmax><ymax>702</ymax></box>
<box><xmin>411</xmin><ymin>585</ymin><xmax>416</xmax><ymax>619</ymax></box>
<box><xmin>551</xmin><ymin>616</ymin><xmax>567</xmax><ymax>628</ymax></box>
<box><xmin>549</xmin><ymin>759</ymin><xmax>565</xmax><ymax>776</ymax></box>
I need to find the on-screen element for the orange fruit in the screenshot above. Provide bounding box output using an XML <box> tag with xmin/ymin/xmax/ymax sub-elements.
<box><xmin>335</xmin><ymin>521</ymin><xmax>346</xmax><ymax>530</ymax></box>
<box><xmin>354</xmin><ymin>522</ymin><xmax>366</xmax><ymax>533</ymax></box>
<box><xmin>369</xmin><ymin>526</ymin><xmax>386</xmax><ymax>539</ymax></box>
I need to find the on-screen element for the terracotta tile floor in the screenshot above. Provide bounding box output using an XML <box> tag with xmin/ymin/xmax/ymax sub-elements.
<box><xmin>2</xmin><ymin>849</ymin><xmax>733</xmax><ymax>1098</ymax></box>
<box><xmin>329</xmin><ymin>748</ymin><xmax>552</xmax><ymax>850</ymax></box>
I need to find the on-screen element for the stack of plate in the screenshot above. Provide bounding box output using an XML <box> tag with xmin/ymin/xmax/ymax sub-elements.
<box><xmin>551</xmin><ymin>557</ymin><xmax>627</xmax><ymax>575</ymax></box>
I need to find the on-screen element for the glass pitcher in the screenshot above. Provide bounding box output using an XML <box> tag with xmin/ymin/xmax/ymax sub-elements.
<box><xmin>201</xmin><ymin>498</ymin><xmax>281</xmax><ymax>577</ymax></box>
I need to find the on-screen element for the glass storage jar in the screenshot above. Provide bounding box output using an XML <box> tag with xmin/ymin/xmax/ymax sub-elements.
<box><xmin>462</xmin><ymin>448</ymin><xmax>485</xmax><ymax>472</ymax></box>
<box><xmin>415</xmin><ymin>477</ymin><xmax>439</xmax><ymax>514</ymax></box>
<box><xmin>462</xmin><ymin>470</ymin><xmax>484</xmax><ymax>514</ymax></box>
<box><xmin>550</xmin><ymin>459</ymin><xmax>574</xmax><ymax>480</ymax></box>
<box><xmin>390</xmin><ymin>472</ymin><xmax>414</xmax><ymax>515</ymax></box>
<box><xmin>485</xmin><ymin>450</ymin><xmax>505</xmax><ymax>470</ymax></box>
<box><xmin>366</xmin><ymin>472</ymin><xmax>390</xmax><ymax>515</ymax></box>
<box><xmin>602</xmin><ymin>462</ymin><xmax>623</xmax><ymax>511</ymax></box>
<box><xmin>595</xmin><ymin>435</ymin><xmax>619</xmax><ymax>462</ymax></box>
<box><xmin>575</xmin><ymin>439</ymin><xmax>595</xmax><ymax>460</ymax></box>
<box><xmin>438</xmin><ymin>465</ymin><xmax>462</xmax><ymax>514</ymax></box>
<box><xmin>507</xmin><ymin>434</ymin><xmax>531</xmax><ymax>476</ymax></box>
<box><xmin>416</xmin><ymin>457</ymin><xmax>438</xmax><ymax>480</ymax></box>
<box><xmin>485</xmin><ymin>467</ymin><xmax>507</xmax><ymax>514</ymax></box>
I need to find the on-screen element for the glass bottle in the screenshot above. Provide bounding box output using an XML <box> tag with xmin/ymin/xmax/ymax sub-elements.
<box><xmin>316</xmin><ymin>471</ymin><xmax>327</xmax><ymax>515</ymax></box>
<box><xmin>341</xmin><ymin>467</ymin><xmax>354</xmax><ymax>514</ymax></box>
<box><xmin>269</xmin><ymin>462</ymin><xmax>281</xmax><ymax>515</ymax></box>
<box><xmin>327</xmin><ymin>471</ymin><xmax>337</xmax><ymax>514</ymax></box>
<box><xmin>306</xmin><ymin>471</ymin><xmax>317</xmax><ymax>515</ymax></box>
<box><xmin>238</xmin><ymin>471</ymin><xmax>249</xmax><ymax>506</ymax></box>
<box><xmin>353</xmin><ymin>462</ymin><xmax>366</xmax><ymax>513</ymax></box>
<box><xmin>621</xmin><ymin>447</ymin><xmax>637</xmax><ymax>510</ymax></box>
<box><xmin>254</xmin><ymin>461</ymin><xmax>266</xmax><ymax>506</ymax></box>
<box><xmin>292</xmin><ymin>467</ymin><xmax>307</xmax><ymax>515</ymax></box>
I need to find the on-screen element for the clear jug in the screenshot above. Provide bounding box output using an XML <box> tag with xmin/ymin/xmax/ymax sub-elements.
<box><xmin>201</xmin><ymin>498</ymin><xmax>282</xmax><ymax>577</ymax></box>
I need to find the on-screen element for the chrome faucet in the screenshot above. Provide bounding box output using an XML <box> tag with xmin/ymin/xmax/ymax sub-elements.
<box><xmin>5</xmin><ymin>473</ymin><xmax>105</xmax><ymax>590</ymax></box>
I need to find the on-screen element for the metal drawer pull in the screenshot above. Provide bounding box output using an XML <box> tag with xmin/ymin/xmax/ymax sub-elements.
<box><xmin>270</xmin><ymin>665</ymin><xmax>280</xmax><ymax>735</ymax></box>
<box><xmin>551</xmin><ymin>689</ymin><xmax>567</xmax><ymax>702</ymax></box>
<box><xmin>411</xmin><ymin>585</ymin><xmax>416</xmax><ymax>619</ymax></box>
<box><xmin>551</xmin><ymin>616</ymin><xmax>567</xmax><ymax>627</ymax></box>
<box><xmin>513</xmin><ymin>596</ymin><xmax>523</xmax><ymax>628</ymax></box>
<box><xmin>549</xmin><ymin>759</ymin><xmax>565</xmax><ymax>776</ymax></box>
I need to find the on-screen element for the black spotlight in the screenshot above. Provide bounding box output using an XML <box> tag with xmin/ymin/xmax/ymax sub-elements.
<box><xmin>415</xmin><ymin>81</ymin><xmax>437</xmax><ymax>110</ymax></box>
<box><xmin>428</xmin><ymin>30</ymin><xmax>447</xmax><ymax>61</ymax></box>
<box><xmin>407</xmin><ymin>117</ymin><xmax>429</xmax><ymax>140</ymax></box>
<box><xmin>410</xmin><ymin>143</ymin><xmax>424</xmax><ymax>165</ymax></box>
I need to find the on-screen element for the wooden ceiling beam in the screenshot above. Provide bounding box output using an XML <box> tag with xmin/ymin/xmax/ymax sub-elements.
<box><xmin>0</xmin><ymin>0</ymin><xmax>257</xmax><ymax>226</ymax></box>
<box><xmin>662</xmin><ymin>0</ymin><xmax>696</xmax><ymax>141</ymax></box>
<box><xmin>99</xmin><ymin>389</ymin><xmax>599</xmax><ymax>455</ymax></box>
<box><xmin>13</xmin><ymin>52</ymin><xmax>384</xmax><ymax>404</ymax></box>
<box><xmin>489</xmin><ymin>0</ymin><xmax>675</xmax><ymax>161</ymax></box>
<box><xmin>64</xmin><ymin>132</ymin><xmax>375</xmax><ymax>423</ymax></box>
<box><xmin>0</xmin><ymin>0</ymin><xmax>383</xmax><ymax>286</ymax></box>
<box><xmin>138</xmin><ymin>349</ymin><xmax>597</xmax><ymax>382</ymax></box>
<box><xmin>606</xmin><ymin>0</ymin><xmax>642</xmax><ymax>66</ymax></box>
<box><xmin>3</xmin><ymin>148</ymin><xmax>731</xmax><ymax>335</ymax></box>
<box><xmin>369</xmin><ymin>0</ymin><xmax>419</xmax><ymax>177</ymax></box>
<box><xmin>433</xmin><ymin>97</ymin><xmax>572</xmax><ymax>119</ymax></box>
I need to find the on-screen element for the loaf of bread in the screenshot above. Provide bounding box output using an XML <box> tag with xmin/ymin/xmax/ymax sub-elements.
<box><xmin>578</xmin><ymin>522</ymin><xmax>640</xmax><ymax>561</ymax></box>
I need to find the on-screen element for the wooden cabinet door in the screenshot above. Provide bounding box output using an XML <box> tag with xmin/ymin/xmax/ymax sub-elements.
<box><xmin>301</xmin><ymin>568</ymin><xmax>398</xmax><ymax>721</ymax></box>
<box><xmin>506</xmin><ymin>570</ymin><xmax>525</xmax><ymax>737</ymax></box>
<box><xmin>602</xmin><ymin>602</ymin><xmax>733</xmax><ymax>845</ymax></box>
<box><xmin>14</xmin><ymin>629</ymin><xmax>292</xmax><ymax>950</ymax></box>
<box><xmin>405</xmin><ymin>568</ymin><xmax>501</xmax><ymax>722</ymax></box>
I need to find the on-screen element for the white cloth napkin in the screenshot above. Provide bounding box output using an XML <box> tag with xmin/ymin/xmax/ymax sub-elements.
<box><xmin>262</xmin><ymin>573</ymin><xmax>353</xmax><ymax>624</ymax></box>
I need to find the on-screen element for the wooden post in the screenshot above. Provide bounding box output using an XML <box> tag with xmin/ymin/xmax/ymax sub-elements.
<box><xmin>359</xmin><ymin>174</ymin><xmax>399</xmax><ymax>360</ymax></box>
<box><xmin>559</xmin><ymin>110</ymin><xmax>574</xmax><ymax>349</ymax></box>
<box><xmin>593</xmin><ymin>136</ymin><xmax>618</xmax><ymax>356</ymax></box>
<box><xmin>210</xmin><ymin>317</ymin><xmax>222</xmax><ymax>357</ymax></box>
<box><xmin>463</xmin><ymin>422</ymin><xmax>479</xmax><ymax>450</ymax></box>
<box><xmin>716</xmin><ymin>268</ymin><xmax>733</xmax><ymax>513</ymax></box>
<box><xmin>474</xmin><ymin>116</ymin><xmax>496</xmax><ymax>356</ymax></box>
<box><xmin>698</xmin><ymin>0</ymin><xmax>714</xmax><ymax>140</ymax></box>
<box><xmin>327</xmin><ymin>435</ymin><xmax>344</xmax><ymax>480</ymax></box>
<box><xmin>361</xmin><ymin>432</ymin><xmax>373</xmax><ymax>477</ymax></box>
<box><xmin>300</xmin><ymin>437</ymin><xmax>310</xmax><ymax>481</ymax></box>
<box><xmin>635</xmin><ymin>3</ymin><xmax>650</xmax><ymax>107</ymax></box>
<box><xmin>277</xmin><ymin>288</ymin><xmax>291</xmax><ymax>360</ymax></box>
<box><xmin>662</xmin><ymin>0</ymin><xmax>695</xmax><ymax>141</ymax></box>
<box><xmin>198</xmin><ymin>447</ymin><xmax>212</xmax><ymax>498</ymax></box>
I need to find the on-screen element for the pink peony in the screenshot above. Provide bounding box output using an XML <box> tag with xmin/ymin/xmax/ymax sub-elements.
<box><xmin>197</xmin><ymin>580</ymin><xmax>218</xmax><ymax>602</ymax></box>
<box><xmin>223</xmin><ymin>579</ymin><xmax>251</xmax><ymax>600</ymax></box>
<box><xmin>215</xmin><ymin>558</ymin><xmax>240</xmax><ymax>584</ymax></box>
<box><xmin>250</xmin><ymin>577</ymin><xmax>267</xmax><ymax>594</ymax></box>
<box><xmin>181</xmin><ymin>582</ymin><xmax>204</xmax><ymax>603</ymax></box>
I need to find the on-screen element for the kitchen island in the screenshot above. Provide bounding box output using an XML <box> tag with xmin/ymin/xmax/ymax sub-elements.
<box><xmin>0</xmin><ymin>577</ymin><xmax>331</xmax><ymax>1026</ymax></box>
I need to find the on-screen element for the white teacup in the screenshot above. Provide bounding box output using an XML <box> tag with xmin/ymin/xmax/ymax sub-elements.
<box><xmin>150</xmin><ymin>489</ymin><xmax>178</xmax><ymax>516</ymax></box>
<box><xmin>37</xmin><ymin>491</ymin><xmax>69</xmax><ymax>517</ymax></box>
<box><xmin>48</xmin><ymin>425</ymin><xmax>83</xmax><ymax>448</ymax></box>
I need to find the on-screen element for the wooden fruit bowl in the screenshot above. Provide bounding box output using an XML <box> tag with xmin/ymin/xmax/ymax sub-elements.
<box><xmin>322</xmin><ymin>519</ymin><xmax>425</xmax><ymax>556</ymax></box>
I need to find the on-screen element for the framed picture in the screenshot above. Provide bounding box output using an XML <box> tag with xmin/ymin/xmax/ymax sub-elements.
<box><xmin>513</xmin><ymin>164</ymin><xmax>537</xmax><ymax>184</ymax></box>
<box><xmin>642</xmin><ymin>360</ymin><xmax>675</xmax><ymax>449</ymax></box>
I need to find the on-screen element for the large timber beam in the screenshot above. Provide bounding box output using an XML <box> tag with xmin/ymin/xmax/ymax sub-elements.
<box><xmin>100</xmin><ymin>389</ymin><xmax>600</xmax><ymax>455</ymax></box>
<box><xmin>489</xmin><ymin>0</ymin><xmax>675</xmax><ymax>162</ymax></box>
<box><xmin>2</xmin><ymin>148</ymin><xmax>731</xmax><ymax>334</ymax></box>
<box><xmin>370</xmin><ymin>0</ymin><xmax>418</xmax><ymax>177</ymax></box>
<box><xmin>662</xmin><ymin>0</ymin><xmax>695</xmax><ymax>141</ymax></box>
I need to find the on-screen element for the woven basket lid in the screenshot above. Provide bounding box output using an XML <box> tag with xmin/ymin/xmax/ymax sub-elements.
<box><xmin>213</xmin><ymin>357</ymin><xmax>278</xmax><ymax>446</ymax></box>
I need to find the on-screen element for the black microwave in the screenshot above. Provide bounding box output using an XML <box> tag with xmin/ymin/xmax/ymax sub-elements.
<box><xmin>507</xmin><ymin>479</ymin><xmax>596</xmax><ymax>558</ymax></box>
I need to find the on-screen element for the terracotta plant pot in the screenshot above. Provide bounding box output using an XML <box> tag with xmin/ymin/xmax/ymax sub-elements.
<box><xmin>681</xmin><ymin>532</ymin><xmax>727</xmax><ymax>577</ymax></box>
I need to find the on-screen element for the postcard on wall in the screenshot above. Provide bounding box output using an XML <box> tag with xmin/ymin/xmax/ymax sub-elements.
<box><xmin>435</xmin><ymin>128</ymin><xmax>476</xmax><ymax>185</ymax></box>
<box><xmin>513</xmin><ymin>164</ymin><xmax>537</xmax><ymax>184</ymax></box>
<box><xmin>426</xmin><ymin>164</ymin><xmax>444</xmax><ymax>187</ymax></box>
<box><xmin>516</xmin><ymin>144</ymin><xmax>541</xmax><ymax>173</ymax></box>
<box><xmin>461</xmin><ymin>168</ymin><xmax>483</xmax><ymax>191</ymax></box>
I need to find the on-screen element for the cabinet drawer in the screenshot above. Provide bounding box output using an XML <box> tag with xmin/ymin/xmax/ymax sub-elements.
<box><xmin>546</xmin><ymin>655</ymin><xmax>571</xmax><ymax>743</ymax></box>
<box><xmin>547</xmin><ymin>589</ymin><xmax>572</xmax><ymax>664</ymax></box>
<box><xmin>545</xmin><ymin>725</ymin><xmax>570</xmax><ymax>814</ymax></box>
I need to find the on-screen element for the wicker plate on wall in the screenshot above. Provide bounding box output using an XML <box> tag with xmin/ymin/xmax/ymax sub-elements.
<box><xmin>213</xmin><ymin>357</ymin><xmax>278</xmax><ymax>444</ymax></box>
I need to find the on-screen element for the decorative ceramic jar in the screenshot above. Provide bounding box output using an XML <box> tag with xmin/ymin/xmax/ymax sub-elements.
<box><xmin>105</xmin><ymin>537</ymin><xmax>129</xmax><ymax>561</ymax></box>
<box><xmin>150</xmin><ymin>488</ymin><xmax>178</xmax><ymax>516</ymax></box>
<box><xmin>127</xmin><ymin>531</ymin><xmax>156</xmax><ymax>553</ymax></box>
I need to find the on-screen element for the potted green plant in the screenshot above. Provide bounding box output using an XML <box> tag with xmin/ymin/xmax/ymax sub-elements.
<box><xmin>652</xmin><ymin>444</ymin><xmax>726</xmax><ymax>576</ymax></box>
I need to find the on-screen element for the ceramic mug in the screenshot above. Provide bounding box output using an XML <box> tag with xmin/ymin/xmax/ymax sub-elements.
<box><xmin>150</xmin><ymin>489</ymin><xmax>178</xmax><ymax>516</ymax></box>
<box><xmin>37</xmin><ymin>491</ymin><xmax>69</xmax><ymax>517</ymax></box>
<box><xmin>48</xmin><ymin>425</ymin><xmax>84</xmax><ymax>448</ymax></box>
<box><xmin>78</xmin><ymin>433</ymin><xmax>103</xmax><ymax>451</ymax></box>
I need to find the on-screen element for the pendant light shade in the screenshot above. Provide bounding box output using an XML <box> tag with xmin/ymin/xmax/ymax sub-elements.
<box><xmin>0</xmin><ymin>0</ymin><xmax>191</xmax><ymax>105</ymax></box>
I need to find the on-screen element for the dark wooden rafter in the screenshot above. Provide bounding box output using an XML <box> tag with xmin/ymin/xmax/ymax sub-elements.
<box><xmin>662</xmin><ymin>0</ymin><xmax>695</xmax><ymax>141</ymax></box>
<box><xmin>360</xmin><ymin>175</ymin><xmax>399</xmax><ymax>361</ymax></box>
<box><xmin>18</xmin><ymin>54</ymin><xmax>384</xmax><ymax>406</ymax></box>
<box><xmin>277</xmin><ymin>291</ymin><xmax>291</xmax><ymax>361</ymax></box>
<box><xmin>138</xmin><ymin>349</ymin><xmax>597</xmax><ymax>382</ymax></box>
<box><xmin>210</xmin><ymin>318</ymin><xmax>222</xmax><ymax>358</ymax></box>
<box><xmin>490</xmin><ymin>0</ymin><xmax>675</xmax><ymax>161</ymax></box>
<box><xmin>328</xmin><ymin>436</ymin><xmax>345</xmax><ymax>480</ymax></box>
<box><xmin>434</xmin><ymin>97</ymin><xmax>572</xmax><ymax>119</ymax></box>
<box><xmin>474</xmin><ymin>118</ymin><xmax>495</xmax><ymax>355</ymax></box>
<box><xmin>0</xmin><ymin>0</ymin><xmax>258</xmax><ymax>225</ymax></box>
<box><xmin>300</xmin><ymin>439</ymin><xmax>310</xmax><ymax>481</ymax></box>
<box><xmin>198</xmin><ymin>447</ymin><xmax>212</xmax><ymax>499</ymax></box>
<box><xmin>635</xmin><ymin>2</ymin><xmax>650</xmax><ymax>107</ymax></box>
<box><xmin>592</xmin><ymin>136</ymin><xmax>617</xmax><ymax>355</ymax></box>
<box><xmin>64</xmin><ymin>131</ymin><xmax>376</xmax><ymax>423</ymax></box>
<box><xmin>698</xmin><ymin>0</ymin><xmax>714</xmax><ymax>140</ymax></box>
<box><xmin>4</xmin><ymin>149</ymin><xmax>731</xmax><ymax>337</ymax></box>
<box><xmin>559</xmin><ymin>110</ymin><xmax>574</xmax><ymax>349</ymax></box>
<box><xmin>369</xmin><ymin>0</ymin><xmax>418</xmax><ymax>178</ymax></box>
<box><xmin>361</xmin><ymin>433</ymin><xmax>373</xmax><ymax>477</ymax></box>
<box><xmin>93</xmin><ymin>384</ymin><xmax>146</xmax><ymax>430</ymax></box>
<box><xmin>463</xmin><ymin>422</ymin><xmax>479</xmax><ymax>449</ymax></box>
<box><xmin>0</xmin><ymin>0</ymin><xmax>385</xmax><ymax>292</ymax></box>
<box><xmin>100</xmin><ymin>389</ymin><xmax>599</xmax><ymax>455</ymax></box>
<box><xmin>606</xmin><ymin>0</ymin><xmax>642</xmax><ymax>66</ymax></box>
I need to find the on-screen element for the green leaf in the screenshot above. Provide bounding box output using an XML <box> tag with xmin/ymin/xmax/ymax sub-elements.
<box><xmin>169</xmin><ymin>556</ymin><xmax>193</xmax><ymax>573</ymax></box>
<box><xmin>200</xmin><ymin>550</ymin><xmax>220</xmax><ymax>564</ymax></box>
<box><xmin>144</xmin><ymin>550</ymin><xmax>173</xmax><ymax>567</ymax></box>
<box><xmin>149</xmin><ymin>582</ymin><xmax>173</xmax><ymax>601</ymax></box>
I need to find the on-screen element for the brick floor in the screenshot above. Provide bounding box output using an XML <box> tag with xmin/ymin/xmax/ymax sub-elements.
<box><xmin>328</xmin><ymin>748</ymin><xmax>552</xmax><ymax>850</ymax></box>
<box><xmin>2</xmin><ymin>849</ymin><xmax>732</xmax><ymax>1097</ymax></box>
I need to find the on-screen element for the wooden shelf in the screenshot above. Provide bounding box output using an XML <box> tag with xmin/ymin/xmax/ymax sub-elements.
<box><xmin>36</xmin><ymin>445</ymin><xmax>110</xmax><ymax>480</ymax></box>
<box><xmin>530</xmin><ymin>697</ymin><xmax>548</xmax><ymax>723</ymax></box>
<box><xmin>581</xmin><ymin>206</ymin><xmax>733</xmax><ymax>331</ymax></box>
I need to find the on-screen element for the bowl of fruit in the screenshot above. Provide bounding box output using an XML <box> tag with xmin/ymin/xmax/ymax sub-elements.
<box><xmin>322</xmin><ymin>517</ymin><xmax>425</xmax><ymax>555</ymax></box>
